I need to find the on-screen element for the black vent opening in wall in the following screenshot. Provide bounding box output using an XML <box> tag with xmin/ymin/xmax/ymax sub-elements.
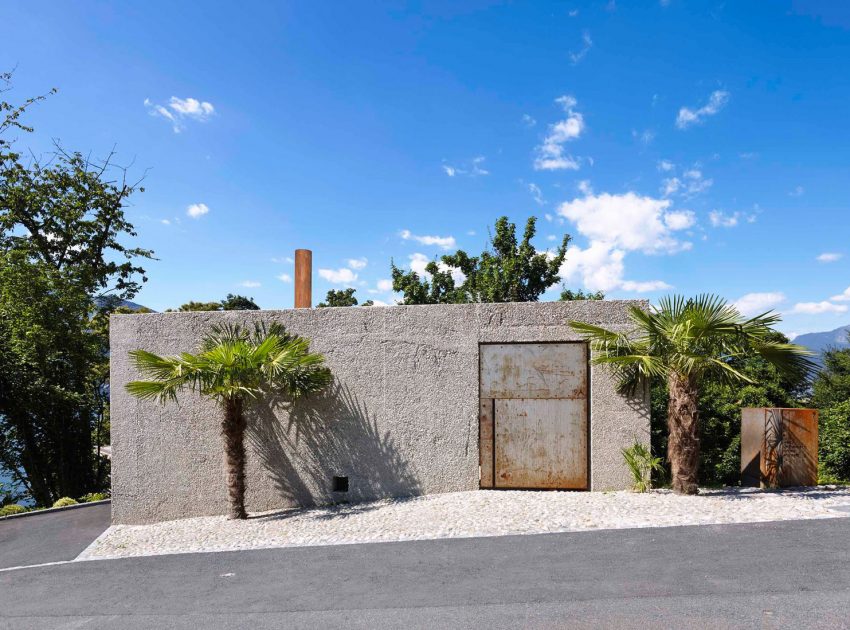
<box><xmin>332</xmin><ymin>476</ymin><xmax>349</xmax><ymax>493</ymax></box>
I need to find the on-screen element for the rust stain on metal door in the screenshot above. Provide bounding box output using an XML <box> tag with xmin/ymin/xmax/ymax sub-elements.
<box><xmin>479</xmin><ymin>343</ymin><xmax>589</xmax><ymax>490</ymax></box>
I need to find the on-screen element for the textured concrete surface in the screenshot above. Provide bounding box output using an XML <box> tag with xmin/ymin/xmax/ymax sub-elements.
<box><xmin>3</xmin><ymin>519</ymin><xmax>850</xmax><ymax>629</ymax></box>
<box><xmin>110</xmin><ymin>301</ymin><xmax>649</xmax><ymax>524</ymax></box>
<box><xmin>0</xmin><ymin>502</ymin><xmax>110</xmax><ymax>570</ymax></box>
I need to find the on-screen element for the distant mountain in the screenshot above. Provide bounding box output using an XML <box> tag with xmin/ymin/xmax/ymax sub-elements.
<box><xmin>93</xmin><ymin>297</ymin><xmax>154</xmax><ymax>312</ymax></box>
<box><xmin>794</xmin><ymin>325</ymin><xmax>850</xmax><ymax>357</ymax></box>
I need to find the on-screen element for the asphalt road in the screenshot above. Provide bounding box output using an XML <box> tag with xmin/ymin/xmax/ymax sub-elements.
<box><xmin>0</xmin><ymin>502</ymin><xmax>110</xmax><ymax>570</ymax></box>
<box><xmin>2</xmin><ymin>516</ymin><xmax>850</xmax><ymax>629</ymax></box>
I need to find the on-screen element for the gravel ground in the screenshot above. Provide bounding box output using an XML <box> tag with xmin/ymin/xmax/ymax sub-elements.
<box><xmin>79</xmin><ymin>486</ymin><xmax>850</xmax><ymax>561</ymax></box>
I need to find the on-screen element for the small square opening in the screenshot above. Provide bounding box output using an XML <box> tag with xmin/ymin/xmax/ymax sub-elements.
<box><xmin>332</xmin><ymin>476</ymin><xmax>349</xmax><ymax>493</ymax></box>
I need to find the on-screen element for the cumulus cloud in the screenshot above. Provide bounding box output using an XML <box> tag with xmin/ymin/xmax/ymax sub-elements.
<box><xmin>709</xmin><ymin>210</ymin><xmax>740</xmax><ymax>228</ymax></box>
<box><xmin>555</xmin><ymin>191</ymin><xmax>691</xmax><ymax>293</ymax></box>
<box><xmin>534</xmin><ymin>95</ymin><xmax>584</xmax><ymax>171</ymax></box>
<box><xmin>817</xmin><ymin>252</ymin><xmax>843</xmax><ymax>263</ymax></box>
<box><xmin>733</xmin><ymin>292</ymin><xmax>786</xmax><ymax>316</ymax></box>
<box><xmin>661</xmin><ymin>166</ymin><xmax>712</xmax><ymax>198</ymax></box>
<box><xmin>791</xmin><ymin>301</ymin><xmax>849</xmax><ymax>315</ymax></box>
<box><xmin>318</xmin><ymin>268</ymin><xmax>358</xmax><ymax>284</ymax></box>
<box><xmin>399</xmin><ymin>229</ymin><xmax>456</xmax><ymax>250</ymax></box>
<box><xmin>569</xmin><ymin>31</ymin><xmax>593</xmax><ymax>65</ymax></box>
<box><xmin>376</xmin><ymin>279</ymin><xmax>394</xmax><ymax>292</ymax></box>
<box><xmin>277</xmin><ymin>273</ymin><xmax>292</xmax><ymax>283</ymax></box>
<box><xmin>676</xmin><ymin>90</ymin><xmax>730</xmax><ymax>129</ymax></box>
<box><xmin>657</xmin><ymin>159</ymin><xmax>675</xmax><ymax>172</ymax></box>
<box><xmin>407</xmin><ymin>252</ymin><xmax>466</xmax><ymax>285</ymax></box>
<box><xmin>186</xmin><ymin>203</ymin><xmax>210</xmax><ymax>219</ymax></box>
<box><xmin>144</xmin><ymin>96</ymin><xmax>215</xmax><ymax>133</ymax></box>
<box><xmin>346</xmin><ymin>257</ymin><xmax>368</xmax><ymax>270</ymax></box>
<box><xmin>240</xmin><ymin>280</ymin><xmax>261</xmax><ymax>288</ymax></box>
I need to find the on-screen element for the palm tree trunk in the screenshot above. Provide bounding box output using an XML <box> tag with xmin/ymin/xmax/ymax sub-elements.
<box><xmin>221</xmin><ymin>397</ymin><xmax>247</xmax><ymax>519</ymax></box>
<box><xmin>666</xmin><ymin>372</ymin><xmax>700</xmax><ymax>495</ymax></box>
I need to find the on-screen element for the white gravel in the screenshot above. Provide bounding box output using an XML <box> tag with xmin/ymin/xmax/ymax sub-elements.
<box><xmin>79</xmin><ymin>487</ymin><xmax>850</xmax><ymax>561</ymax></box>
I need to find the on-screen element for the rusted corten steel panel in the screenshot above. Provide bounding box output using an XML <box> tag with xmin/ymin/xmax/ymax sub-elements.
<box><xmin>480</xmin><ymin>342</ymin><xmax>587</xmax><ymax>400</ymax></box>
<box><xmin>479</xmin><ymin>398</ymin><xmax>495</xmax><ymax>488</ymax></box>
<box><xmin>494</xmin><ymin>398</ymin><xmax>588</xmax><ymax>489</ymax></box>
<box><xmin>740</xmin><ymin>408</ymin><xmax>818</xmax><ymax>488</ymax></box>
<box><xmin>479</xmin><ymin>342</ymin><xmax>589</xmax><ymax>490</ymax></box>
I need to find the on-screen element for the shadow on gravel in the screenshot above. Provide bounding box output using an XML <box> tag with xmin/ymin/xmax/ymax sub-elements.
<box><xmin>247</xmin><ymin>381</ymin><xmax>420</xmax><ymax>520</ymax></box>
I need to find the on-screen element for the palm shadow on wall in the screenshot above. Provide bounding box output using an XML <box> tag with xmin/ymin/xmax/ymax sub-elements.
<box><xmin>246</xmin><ymin>381</ymin><xmax>421</xmax><ymax>516</ymax></box>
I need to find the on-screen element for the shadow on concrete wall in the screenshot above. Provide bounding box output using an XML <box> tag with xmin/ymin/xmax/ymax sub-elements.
<box><xmin>246</xmin><ymin>381</ymin><xmax>421</xmax><ymax>513</ymax></box>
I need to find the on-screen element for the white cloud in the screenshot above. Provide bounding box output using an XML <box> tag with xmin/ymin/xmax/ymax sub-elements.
<box><xmin>791</xmin><ymin>301</ymin><xmax>849</xmax><ymax>315</ymax></box>
<box><xmin>441</xmin><ymin>156</ymin><xmax>489</xmax><ymax>178</ymax></box>
<box><xmin>632</xmin><ymin>129</ymin><xmax>655</xmax><ymax>145</ymax></box>
<box><xmin>277</xmin><ymin>273</ymin><xmax>292</xmax><ymax>283</ymax></box>
<box><xmin>160</xmin><ymin>219</ymin><xmax>171</xmax><ymax>225</ymax></box>
<box><xmin>346</xmin><ymin>257</ymin><xmax>368</xmax><ymax>270</ymax></box>
<box><xmin>376</xmin><ymin>279</ymin><xmax>393</xmax><ymax>292</ymax></box>
<box><xmin>522</xmin><ymin>114</ymin><xmax>537</xmax><ymax>127</ymax></box>
<box><xmin>817</xmin><ymin>252</ymin><xmax>843</xmax><ymax>263</ymax></box>
<box><xmin>657</xmin><ymin>160</ymin><xmax>675</xmax><ymax>172</ymax></box>
<box><xmin>577</xmin><ymin>180</ymin><xmax>593</xmax><ymax>195</ymax></box>
<box><xmin>676</xmin><ymin>90</ymin><xmax>730</xmax><ymax>129</ymax></box>
<box><xmin>534</xmin><ymin>95</ymin><xmax>584</xmax><ymax>171</ymax></box>
<box><xmin>399</xmin><ymin>229</ymin><xmax>456</xmax><ymax>250</ymax></box>
<box><xmin>733</xmin><ymin>292</ymin><xmax>786</xmax><ymax>317</ymax></box>
<box><xmin>186</xmin><ymin>203</ymin><xmax>210</xmax><ymax>219</ymax></box>
<box><xmin>241</xmin><ymin>280</ymin><xmax>261</xmax><ymax>288</ymax></box>
<box><xmin>271</xmin><ymin>256</ymin><xmax>294</xmax><ymax>264</ymax></box>
<box><xmin>528</xmin><ymin>183</ymin><xmax>545</xmax><ymax>205</ymax></box>
<box><xmin>407</xmin><ymin>253</ymin><xmax>466</xmax><ymax>285</ymax></box>
<box><xmin>830</xmin><ymin>287</ymin><xmax>850</xmax><ymax>302</ymax></box>
<box><xmin>663</xmin><ymin>167</ymin><xmax>712</xmax><ymax>198</ymax></box>
<box><xmin>709</xmin><ymin>210</ymin><xmax>739</xmax><ymax>227</ymax></box>
<box><xmin>144</xmin><ymin>96</ymin><xmax>215</xmax><ymax>133</ymax></box>
<box><xmin>318</xmin><ymin>268</ymin><xmax>358</xmax><ymax>284</ymax></box>
<box><xmin>789</xmin><ymin>185</ymin><xmax>805</xmax><ymax>197</ymax></box>
<box><xmin>558</xmin><ymin>192</ymin><xmax>691</xmax><ymax>254</ymax></box>
<box><xmin>569</xmin><ymin>31</ymin><xmax>593</xmax><ymax>65</ymax></box>
<box><xmin>555</xmin><ymin>191</ymin><xmax>690</xmax><ymax>293</ymax></box>
<box><xmin>662</xmin><ymin>177</ymin><xmax>680</xmax><ymax>196</ymax></box>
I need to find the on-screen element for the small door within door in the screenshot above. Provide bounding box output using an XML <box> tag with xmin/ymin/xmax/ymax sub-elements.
<box><xmin>479</xmin><ymin>343</ymin><xmax>589</xmax><ymax>490</ymax></box>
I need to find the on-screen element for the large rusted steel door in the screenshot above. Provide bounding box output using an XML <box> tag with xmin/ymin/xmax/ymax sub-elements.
<box><xmin>479</xmin><ymin>342</ymin><xmax>589</xmax><ymax>490</ymax></box>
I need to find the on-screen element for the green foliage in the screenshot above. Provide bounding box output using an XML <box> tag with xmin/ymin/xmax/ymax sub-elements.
<box><xmin>221</xmin><ymin>294</ymin><xmax>260</xmax><ymax>311</ymax></box>
<box><xmin>52</xmin><ymin>497</ymin><xmax>78</xmax><ymax>508</ymax></box>
<box><xmin>318</xmin><ymin>288</ymin><xmax>359</xmax><ymax>308</ymax></box>
<box><xmin>0</xmin><ymin>75</ymin><xmax>149</xmax><ymax>505</ymax></box>
<box><xmin>127</xmin><ymin>322</ymin><xmax>332</xmax><ymax>405</ymax></box>
<box><xmin>621</xmin><ymin>442</ymin><xmax>663</xmax><ymax>492</ymax></box>
<box><xmin>818</xmin><ymin>400</ymin><xmax>850</xmax><ymax>482</ymax></box>
<box><xmin>391</xmin><ymin>216</ymin><xmax>570</xmax><ymax>304</ymax></box>
<box><xmin>571</xmin><ymin>295</ymin><xmax>815</xmax><ymax>396</ymax></box>
<box><xmin>176</xmin><ymin>301</ymin><xmax>222</xmax><ymax>312</ymax></box>
<box><xmin>812</xmin><ymin>341</ymin><xmax>850</xmax><ymax>410</ymax></box>
<box><xmin>0</xmin><ymin>504</ymin><xmax>27</xmax><ymax>516</ymax></box>
<box><xmin>81</xmin><ymin>492</ymin><xmax>109</xmax><ymax>502</ymax></box>
<box><xmin>559</xmin><ymin>288</ymin><xmax>604</xmax><ymax>301</ymax></box>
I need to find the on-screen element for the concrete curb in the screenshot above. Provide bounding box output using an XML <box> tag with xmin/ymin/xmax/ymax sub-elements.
<box><xmin>0</xmin><ymin>499</ymin><xmax>111</xmax><ymax>522</ymax></box>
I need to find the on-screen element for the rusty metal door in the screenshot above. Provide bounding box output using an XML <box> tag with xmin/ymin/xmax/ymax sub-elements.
<box><xmin>479</xmin><ymin>343</ymin><xmax>588</xmax><ymax>490</ymax></box>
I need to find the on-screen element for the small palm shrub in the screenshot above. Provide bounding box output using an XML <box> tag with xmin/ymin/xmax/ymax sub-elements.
<box><xmin>52</xmin><ymin>497</ymin><xmax>79</xmax><ymax>508</ymax></box>
<box><xmin>0</xmin><ymin>504</ymin><xmax>28</xmax><ymax>516</ymax></box>
<box><xmin>622</xmin><ymin>442</ymin><xmax>664</xmax><ymax>493</ymax></box>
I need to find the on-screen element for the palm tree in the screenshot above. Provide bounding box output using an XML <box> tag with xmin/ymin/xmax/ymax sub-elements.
<box><xmin>126</xmin><ymin>323</ymin><xmax>331</xmax><ymax>519</ymax></box>
<box><xmin>570</xmin><ymin>295</ymin><xmax>814</xmax><ymax>495</ymax></box>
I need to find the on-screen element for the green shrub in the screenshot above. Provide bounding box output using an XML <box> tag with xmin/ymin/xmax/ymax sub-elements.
<box><xmin>622</xmin><ymin>441</ymin><xmax>664</xmax><ymax>492</ymax></box>
<box><xmin>81</xmin><ymin>492</ymin><xmax>109</xmax><ymax>503</ymax></box>
<box><xmin>820</xmin><ymin>400</ymin><xmax>850</xmax><ymax>482</ymax></box>
<box><xmin>0</xmin><ymin>504</ymin><xmax>28</xmax><ymax>516</ymax></box>
<box><xmin>52</xmin><ymin>497</ymin><xmax>79</xmax><ymax>508</ymax></box>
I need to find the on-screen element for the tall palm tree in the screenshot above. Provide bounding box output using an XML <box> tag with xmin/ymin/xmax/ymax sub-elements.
<box><xmin>570</xmin><ymin>295</ymin><xmax>814</xmax><ymax>495</ymax></box>
<box><xmin>126</xmin><ymin>323</ymin><xmax>331</xmax><ymax>519</ymax></box>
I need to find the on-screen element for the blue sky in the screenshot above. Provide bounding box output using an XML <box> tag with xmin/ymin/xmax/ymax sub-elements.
<box><xmin>4</xmin><ymin>1</ymin><xmax>850</xmax><ymax>336</ymax></box>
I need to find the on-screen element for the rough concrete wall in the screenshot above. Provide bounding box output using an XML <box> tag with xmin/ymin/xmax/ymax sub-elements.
<box><xmin>110</xmin><ymin>301</ymin><xmax>649</xmax><ymax>524</ymax></box>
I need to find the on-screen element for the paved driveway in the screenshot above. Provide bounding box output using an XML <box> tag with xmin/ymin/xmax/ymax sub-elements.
<box><xmin>0</xmin><ymin>502</ymin><xmax>110</xmax><ymax>570</ymax></box>
<box><xmin>2</xmin><ymin>517</ymin><xmax>849</xmax><ymax>629</ymax></box>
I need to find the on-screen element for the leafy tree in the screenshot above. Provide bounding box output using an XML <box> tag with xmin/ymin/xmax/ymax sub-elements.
<box><xmin>221</xmin><ymin>294</ymin><xmax>260</xmax><ymax>311</ymax></box>
<box><xmin>0</xmin><ymin>74</ymin><xmax>151</xmax><ymax>505</ymax></box>
<box><xmin>126</xmin><ymin>323</ymin><xmax>331</xmax><ymax>519</ymax></box>
<box><xmin>391</xmin><ymin>216</ymin><xmax>569</xmax><ymax>304</ymax></box>
<box><xmin>571</xmin><ymin>295</ymin><xmax>814</xmax><ymax>494</ymax></box>
<box><xmin>812</xmin><ymin>339</ymin><xmax>850</xmax><ymax>410</ymax></box>
<box><xmin>811</xmin><ymin>339</ymin><xmax>850</xmax><ymax>482</ymax></box>
<box><xmin>560</xmin><ymin>288</ymin><xmax>604</xmax><ymax>301</ymax></box>
<box><xmin>318</xmin><ymin>288</ymin><xmax>372</xmax><ymax>307</ymax></box>
<box><xmin>649</xmin><ymin>330</ymin><xmax>808</xmax><ymax>487</ymax></box>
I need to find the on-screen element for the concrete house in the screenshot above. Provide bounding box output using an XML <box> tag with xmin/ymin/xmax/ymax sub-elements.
<box><xmin>110</xmin><ymin>300</ymin><xmax>650</xmax><ymax>524</ymax></box>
